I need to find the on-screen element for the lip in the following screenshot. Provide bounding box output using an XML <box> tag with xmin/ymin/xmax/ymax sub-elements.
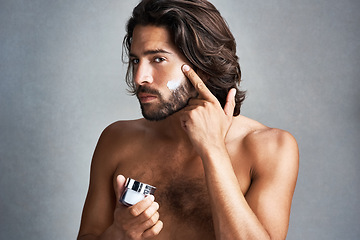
<box><xmin>137</xmin><ymin>93</ymin><xmax>158</xmax><ymax>103</ymax></box>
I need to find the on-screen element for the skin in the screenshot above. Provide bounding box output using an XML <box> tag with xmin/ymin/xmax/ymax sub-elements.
<box><xmin>77</xmin><ymin>25</ymin><xmax>299</xmax><ymax>240</ymax></box>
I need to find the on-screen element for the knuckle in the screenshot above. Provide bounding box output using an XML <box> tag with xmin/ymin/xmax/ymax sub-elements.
<box><xmin>187</xmin><ymin>69</ymin><xmax>196</xmax><ymax>78</ymax></box>
<box><xmin>126</xmin><ymin>230</ymin><xmax>138</xmax><ymax>240</ymax></box>
<box><xmin>150</xmin><ymin>212</ymin><xmax>160</xmax><ymax>225</ymax></box>
<box><xmin>142</xmin><ymin>217</ymin><xmax>162</xmax><ymax>239</ymax></box>
<box><xmin>129</xmin><ymin>207</ymin><xmax>141</xmax><ymax>217</ymax></box>
<box><xmin>146</xmin><ymin>216</ymin><xmax>156</xmax><ymax>227</ymax></box>
<box><xmin>122</xmin><ymin>223</ymin><xmax>131</xmax><ymax>232</ymax></box>
<box><xmin>188</xmin><ymin>110</ymin><xmax>196</xmax><ymax>118</ymax></box>
<box><xmin>142</xmin><ymin>209</ymin><xmax>152</xmax><ymax>219</ymax></box>
<box><xmin>143</xmin><ymin>227</ymin><xmax>161</xmax><ymax>239</ymax></box>
<box><xmin>142</xmin><ymin>202</ymin><xmax>159</xmax><ymax>220</ymax></box>
<box><xmin>196</xmin><ymin>82</ymin><xmax>204</xmax><ymax>90</ymax></box>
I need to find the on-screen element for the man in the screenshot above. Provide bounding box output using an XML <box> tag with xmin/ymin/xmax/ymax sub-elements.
<box><xmin>77</xmin><ymin>0</ymin><xmax>299</xmax><ymax>239</ymax></box>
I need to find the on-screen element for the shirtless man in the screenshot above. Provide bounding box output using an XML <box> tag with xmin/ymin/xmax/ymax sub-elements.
<box><xmin>77</xmin><ymin>0</ymin><xmax>299</xmax><ymax>239</ymax></box>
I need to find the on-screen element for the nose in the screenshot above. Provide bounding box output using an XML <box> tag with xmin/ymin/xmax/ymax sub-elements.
<box><xmin>133</xmin><ymin>62</ymin><xmax>154</xmax><ymax>86</ymax></box>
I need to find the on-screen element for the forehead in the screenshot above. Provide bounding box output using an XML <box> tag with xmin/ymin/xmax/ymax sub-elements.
<box><xmin>130</xmin><ymin>25</ymin><xmax>178</xmax><ymax>55</ymax></box>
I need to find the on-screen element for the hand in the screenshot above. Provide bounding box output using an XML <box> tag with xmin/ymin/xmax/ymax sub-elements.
<box><xmin>112</xmin><ymin>175</ymin><xmax>163</xmax><ymax>240</ymax></box>
<box><xmin>180</xmin><ymin>65</ymin><xmax>236</xmax><ymax>153</ymax></box>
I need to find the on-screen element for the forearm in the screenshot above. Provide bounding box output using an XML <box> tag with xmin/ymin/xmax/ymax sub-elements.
<box><xmin>201</xmin><ymin>144</ymin><xmax>270</xmax><ymax>240</ymax></box>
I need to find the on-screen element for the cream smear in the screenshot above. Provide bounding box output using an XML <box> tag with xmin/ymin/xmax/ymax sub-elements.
<box><xmin>167</xmin><ymin>79</ymin><xmax>182</xmax><ymax>90</ymax></box>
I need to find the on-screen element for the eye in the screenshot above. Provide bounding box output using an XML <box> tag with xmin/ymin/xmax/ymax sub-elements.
<box><xmin>130</xmin><ymin>58</ymin><xmax>139</xmax><ymax>65</ymax></box>
<box><xmin>154</xmin><ymin>57</ymin><xmax>166</xmax><ymax>63</ymax></box>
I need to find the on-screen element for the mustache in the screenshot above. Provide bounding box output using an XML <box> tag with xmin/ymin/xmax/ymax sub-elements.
<box><xmin>136</xmin><ymin>86</ymin><xmax>161</xmax><ymax>96</ymax></box>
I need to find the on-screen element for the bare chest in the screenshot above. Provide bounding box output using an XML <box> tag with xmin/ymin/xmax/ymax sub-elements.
<box><xmin>113</xmin><ymin>143</ymin><xmax>251</xmax><ymax>239</ymax></box>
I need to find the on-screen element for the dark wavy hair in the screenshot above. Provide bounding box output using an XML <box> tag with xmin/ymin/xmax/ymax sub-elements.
<box><xmin>123</xmin><ymin>0</ymin><xmax>246</xmax><ymax>116</ymax></box>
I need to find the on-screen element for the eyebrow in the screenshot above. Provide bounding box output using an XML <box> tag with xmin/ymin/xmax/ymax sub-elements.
<box><xmin>129</xmin><ymin>48</ymin><xmax>173</xmax><ymax>58</ymax></box>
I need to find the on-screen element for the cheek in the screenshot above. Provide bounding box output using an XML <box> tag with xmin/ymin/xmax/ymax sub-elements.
<box><xmin>166</xmin><ymin>78</ymin><xmax>182</xmax><ymax>90</ymax></box>
<box><xmin>166</xmin><ymin>72</ymin><xmax>188</xmax><ymax>91</ymax></box>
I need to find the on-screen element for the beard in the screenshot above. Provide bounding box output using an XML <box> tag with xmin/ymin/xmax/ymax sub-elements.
<box><xmin>136</xmin><ymin>79</ymin><xmax>196</xmax><ymax>121</ymax></box>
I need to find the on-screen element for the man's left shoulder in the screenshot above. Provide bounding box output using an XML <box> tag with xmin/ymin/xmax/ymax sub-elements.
<box><xmin>248</xmin><ymin>127</ymin><xmax>298</xmax><ymax>152</ymax></box>
<box><xmin>251</xmin><ymin>130</ymin><xmax>298</xmax><ymax>180</ymax></box>
<box><xmin>233</xmin><ymin>116</ymin><xmax>299</xmax><ymax>168</ymax></box>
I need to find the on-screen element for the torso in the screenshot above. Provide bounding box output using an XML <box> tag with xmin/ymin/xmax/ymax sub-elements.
<box><xmin>108</xmin><ymin>116</ymin><xmax>266</xmax><ymax>239</ymax></box>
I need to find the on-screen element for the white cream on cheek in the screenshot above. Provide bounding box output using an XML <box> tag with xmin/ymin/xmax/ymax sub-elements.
<box><xmin>166</xmin><ymin>78</ymin><xmax>182</xmax><ymax>90</ymax></box>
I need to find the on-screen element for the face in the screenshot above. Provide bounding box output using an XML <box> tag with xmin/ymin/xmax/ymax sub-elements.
<box><xmin>130</xmin><ymin>25</ymin><xmax>196</xmax><ymax>121</ymax></box>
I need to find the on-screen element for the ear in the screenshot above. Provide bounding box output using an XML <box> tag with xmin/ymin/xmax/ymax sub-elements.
<box><xmin>196</xmin><ymin>69</ymin><xmax>210</xmax><ymax>82</ymax></box>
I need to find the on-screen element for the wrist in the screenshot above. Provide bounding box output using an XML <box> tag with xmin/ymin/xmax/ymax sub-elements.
<box><xmin>198</xmin><ymin>141</ymin><xmax>228</xmax><ymax>162</ymax></box>
<box><xmin>98</xmin><ymin>223</ymin><xmax>124</xmax><ymax>240</ymax></box>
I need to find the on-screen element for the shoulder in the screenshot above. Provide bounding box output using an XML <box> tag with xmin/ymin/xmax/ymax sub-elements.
<box><xmin>101</xmin><ymin>118</ymin><xmax>146</xmax><ymax>136</ymax></box>
<box><xmin>231</xmin><ymin>116</ymin><xmax>299</xmax><ymax>176</ymax></box>
<box><xmin>98</xmin><ymin>118</ymin><xmax>147</xmax><ymax>145</ymax></box>
<box><xmin>91</xmin><ymin>119</ymin><xmax>147</xmax><ymax>166</ymax></box>
<box><xmin>245</xmin><ymin>126</ymin><xmax>298</xmax><ymax>158</ymax></box>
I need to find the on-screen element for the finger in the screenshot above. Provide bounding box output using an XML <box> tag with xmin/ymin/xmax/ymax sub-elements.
<box><xmin>187</xmin><ymin>98</ymin><xmax>207</xmax><ymax>106</ymax></box>
<box><xmin>182</xmin><ymin>104</ymin><xmax>200</xmax><ymax>112</ymax></box>
<box><xmin>129</xmin><ymin>195</ymin><xmax>155</xmax><ymax>217</ymax></box>
<box><xmin>115</xmin><ymin>175</ymin><xmax>126</xmax><ymax>204</ymax></box>
<box><xmin>142</xmin><ymin>220</ymin><xmax>163</xmax><ymax>239</ymax></box>
<box><xmin>137</xmin><ymin>201</ymin><xmax>159</xmax><ymax>223</ymax></box>
<box><xmin>139</xmin><ymin>211</ymin><xmax>160</xmax><ymax>232</ymax></box>
<box><xmin>223</xmin><ymin>88</ymin><xmax>236</xmax><ymax>117</ymax></box>
<box><xmin>182</xmin><ymin>65</ymin><xmax>216</xmax><ymax>102</ymax></box>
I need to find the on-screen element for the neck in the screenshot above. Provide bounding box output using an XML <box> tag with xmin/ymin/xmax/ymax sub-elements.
<box><xmin>144</xmin><ymin>111</ymin><xmax>190</xmax><ymax>142</ymax></box>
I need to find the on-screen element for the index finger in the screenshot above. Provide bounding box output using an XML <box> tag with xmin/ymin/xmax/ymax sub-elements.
<box><xmin>182</xmin><ymin>64</ymin><xmax>216</xmax><ymax>101</ymax></box>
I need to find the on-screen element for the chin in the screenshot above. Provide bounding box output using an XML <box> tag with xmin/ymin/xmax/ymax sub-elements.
<box><xmin>141</xmin><ymin>103</ymin><xmax>187</xmax><ymax>122</ymax></box>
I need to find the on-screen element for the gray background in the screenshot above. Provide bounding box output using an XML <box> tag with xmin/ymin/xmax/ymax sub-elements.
<box><xmin>0</xmin><ymin>0</ymin><xmax>359</xmax><ymax>239</ymax></box>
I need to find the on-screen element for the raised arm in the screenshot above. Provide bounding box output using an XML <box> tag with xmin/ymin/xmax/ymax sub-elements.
<box><xmin>180</xmin><ymin>65</ymin><xmax>299</xmax><ymax>240</ymax></box>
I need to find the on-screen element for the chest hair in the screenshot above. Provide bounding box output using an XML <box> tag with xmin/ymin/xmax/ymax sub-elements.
<box><xmin>155</xmin><ymin>175</ymin><xmax>214</xmax><ymax>234</ymax></box>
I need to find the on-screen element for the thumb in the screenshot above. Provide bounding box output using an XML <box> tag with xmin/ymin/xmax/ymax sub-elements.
<box><xmin>224</xmin><ymin>88</ymin><xmax>236</xmax><ymax>117</ymax></box>
<box><xmin>115</xmin><ymin>175</ymin><xmax>127</xmax><ymax>203</ymax></box>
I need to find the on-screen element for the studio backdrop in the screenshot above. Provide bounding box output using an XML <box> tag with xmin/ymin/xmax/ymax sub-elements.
<box><xmin>0</xmin><ymin>0</ymin><xmax>359</xmax><ymax>239</ymax></box>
